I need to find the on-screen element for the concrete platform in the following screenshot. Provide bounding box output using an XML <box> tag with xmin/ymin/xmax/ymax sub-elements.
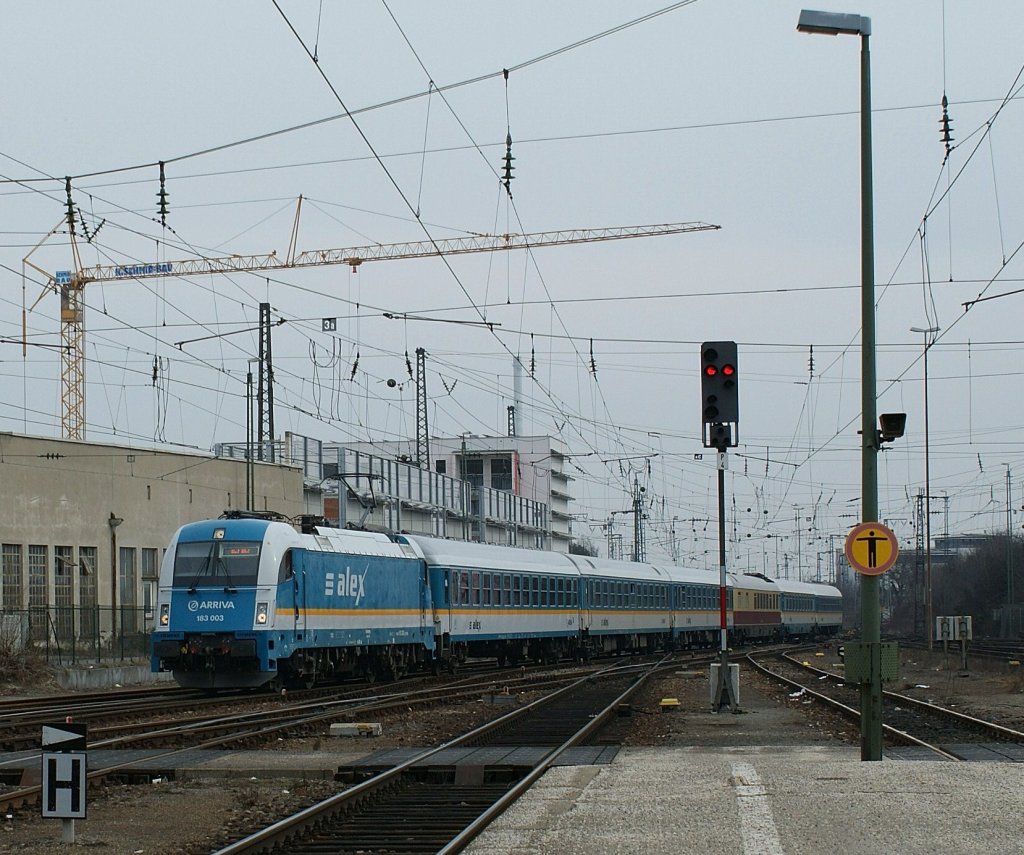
<box><xmin>463</xmin><ymin>746</ymin><xmax>1024</xmax><ymax>855</ymax></box>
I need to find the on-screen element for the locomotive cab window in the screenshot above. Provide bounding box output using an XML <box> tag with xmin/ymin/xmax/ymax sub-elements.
<box><xmin>173</xmin><ymin>540</ymin><xmax>261</xmax><ymax>588</ymax></box>
<box><xmin>277</xmin><ymin>549</ymin><xmax>294</xmax><ymax>583</ymax></box>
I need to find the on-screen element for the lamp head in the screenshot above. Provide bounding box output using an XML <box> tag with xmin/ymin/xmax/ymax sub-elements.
<box><xmin>878</xmin><ymin>413</ymin><xmax>907</xmax><ymax>443</ymax></box>
<box><xmin>797</xmin><ymin>9</ymin><xmax>871</xmax><ymax>37</ymax></box>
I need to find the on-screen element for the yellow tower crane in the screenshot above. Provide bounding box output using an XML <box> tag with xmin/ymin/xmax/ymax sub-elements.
<box><xmin>24</xmin><ymin>199</ymin><xmax>719</xmax><ymax>439</ymax></box>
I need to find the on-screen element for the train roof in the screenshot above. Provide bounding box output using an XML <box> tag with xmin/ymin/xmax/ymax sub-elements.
<box><xmin>732</xmin><ymin>572</ymin><xmax>780</xmax><ymax>592</ymax></box>
<box><xmin>772</xmin><ymin>577</ymin><xmax>843</xmax><ymax>598</ymax></box>
<box><xmin>565</xmin><ymin>555</ymin><xmax>679</xmax><ymax>581</ymax></box>
<box><xmin>399</xmin><ymin>535</ymin><xmax>579</xmax><ymax>575</ymax></box>
<box><xmin>310</xmin><ymin>526</ymin><xmax>415</xmax><ymax>559</ymax></box>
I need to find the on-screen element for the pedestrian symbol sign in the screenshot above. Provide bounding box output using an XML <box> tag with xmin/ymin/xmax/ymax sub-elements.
<box><xmin>845</xmin><ymin>522</ymin><xmax>899</xmax><ymax>575</ymax></box>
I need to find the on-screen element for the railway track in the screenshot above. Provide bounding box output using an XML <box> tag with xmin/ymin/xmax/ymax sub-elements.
<box><xmin>748</xmin><ymin>649</ymin><xmax>1024</xmax><ymax>760</ymax></box>
<box><xmin>0</xmin><ymin>661</ymin><xmax>634</xmax><ymax>814</ymax></box>
<box><xmin>208</xmin><ymin>658</ymin><xmax>670</xmax><ymax>854</ymax></box>
<box><xmin>0</xmin><ymin>658</ymin><xmax>544</xmax><ymax>751</ymax></box>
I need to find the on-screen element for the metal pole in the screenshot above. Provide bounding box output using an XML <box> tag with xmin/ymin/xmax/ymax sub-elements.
<box><xmin>923</xmin><ymin>336</ymin><xmax>933</xmax><ymax>650</ymax></box>
<box><xmin>857</xmin><ymin>29</ymin><xmax>883</xmax><ymax>762</ymax></box>
<box><xmin>1007</xmin><ymin>466</ymin><xmax>1014</xmax><ymax>623</ymax></box>
<box><xmin>712</xmin><ymin>450</ymin><xmax>738</xmax><ymax>712</ymax></box>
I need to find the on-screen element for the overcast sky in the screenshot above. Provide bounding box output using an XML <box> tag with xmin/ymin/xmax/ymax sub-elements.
<box><xmin>3</xmin><ymin>2</ymin><xmax>1024</xmax><ymax>574</ymax></box>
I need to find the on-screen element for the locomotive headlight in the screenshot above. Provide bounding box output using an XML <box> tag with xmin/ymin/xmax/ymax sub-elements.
<box><xmin>159</xmin><ymin>603</ymin><xmax>170</xmax><ymax>627</ymax></box>
<box><xmin>255</xmin><ymin>602</ymin><xmax>269</xmax><ymax>625</ymax></box>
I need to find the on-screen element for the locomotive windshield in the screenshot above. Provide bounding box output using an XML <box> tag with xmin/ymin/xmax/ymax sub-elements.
<box><xmin>172</xmin><ymin>540</ymin><xmax>262</xmax><ymax>590</ymax></box>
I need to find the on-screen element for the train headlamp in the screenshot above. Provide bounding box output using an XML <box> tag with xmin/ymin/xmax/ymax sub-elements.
<box><xmin>159</xmin><ymin>603</ymin><xmax>170</xmax><ymax>627</ymax></box>
<box><xmin>255</xmin><ymin>602</ymin><xmax>269</xmax><ymax>625</ymax></box>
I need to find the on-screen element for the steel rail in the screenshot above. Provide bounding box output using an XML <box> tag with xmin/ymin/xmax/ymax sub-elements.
<box><xmin>746</xmin><ymin>653</ymin><xmax>959</xmax><ymax>761</ymax></box>
<box><xmin>779</xmin><ymin>651</ymin><xmax>1024</xmax><ymax>742</ymax></box>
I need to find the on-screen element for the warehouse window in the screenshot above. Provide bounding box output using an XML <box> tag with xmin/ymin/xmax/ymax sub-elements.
<box><xmin>141</xmin><ymin>548</ymin><xmax>159</xmax><ymax>580</ymax></box>
<box><xmin>28</xmin><ymin>545</ymin><xmax>47</xmax><ymax>640</ymax></box>
<box><xmin>120</xmin><ymin>547</ymin><xmax>138</xmax><ymax>633</ymax></box>
<box><xmin>1</xmin><ymin>544</ymin><xmax>22</xmax><ymax>610</ymax></box>
<box><xmin>79</xmin><ymin>547</ymin><xmax>97</xmax><ymax>640</ymax></box>
<box><xmin>54</xmin><ymin>547</ymin><xmax>74</xmax><ymax>640</ymax></box>
<box><xmin>28</xmin><ymin>546</ymin><xmax>47</xmax><ymax>609</ymax></box>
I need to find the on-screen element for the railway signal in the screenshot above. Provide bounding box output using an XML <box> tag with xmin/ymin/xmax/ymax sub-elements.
<box><xmin>700</xmin><ymin>341</ymin><xmax>738</xmax><ymax>449</ymax></box>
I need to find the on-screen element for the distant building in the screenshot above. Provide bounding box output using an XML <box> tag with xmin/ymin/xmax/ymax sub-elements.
<box><xmin>218</xmin><ymin>432</ymin><xmax>574</xmax><ymax>552</ymax></box>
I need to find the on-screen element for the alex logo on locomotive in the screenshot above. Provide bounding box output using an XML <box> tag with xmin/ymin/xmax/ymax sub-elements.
<box><xmin>324</xmin><ymin>567</ymin><xmax>368</xmax><ymax>606</ymax></box>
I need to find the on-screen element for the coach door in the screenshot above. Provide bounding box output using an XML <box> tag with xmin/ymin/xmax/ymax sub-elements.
<box><xmin>420</xmin><ymin>563</ymin><xmax>429</xmax><ymax>637</ymax></box>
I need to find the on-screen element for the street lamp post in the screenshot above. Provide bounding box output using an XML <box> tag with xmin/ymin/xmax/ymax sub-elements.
<box><xmin>911</xmin><ymin>325</ymin><xmax>940</xmax><ymax>650</ymax></box>
<box><xmin>798</xmin><ymin>8</ymin><xmax>881</xmax><ymax>761</ymax></box>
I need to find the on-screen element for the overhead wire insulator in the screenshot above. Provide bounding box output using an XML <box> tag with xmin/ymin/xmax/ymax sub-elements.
<box><xmin>501</xmin><ymin>132</ymin><xmax>515</xmax><ymax>198</ymax></box>
<box><xmin>157</xmin><ymin>161</ymin><xmax>170</xmax><ymax>227</ymax></box>
<box><xmin>64</xmin><ymin>177</ymin><xmax>75</xmax><ymax>236</ymax></box>
<box><xmin>939</xmin><ymin>94</ymin><xmax>954</xmax><ymax>157</ymax></box>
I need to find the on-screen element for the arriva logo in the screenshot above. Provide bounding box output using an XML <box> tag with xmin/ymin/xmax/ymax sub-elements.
<box><xmin>325</xmin><ymin>567</ymin><xmax>367</xmax><ymax>606</ymax></box>
<box><xmin>188</xmin><ymin>600</ymin><xmax>236</xmax><ymax>611</ymax></box>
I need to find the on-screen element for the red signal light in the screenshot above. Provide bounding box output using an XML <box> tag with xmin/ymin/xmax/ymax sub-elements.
<box><xmin>722</xmin><ymin>364</ymin><xmax>735</xmax><ymax>377</ymax></box>
<box><xmin>704</xmin><ymin>365</ymin><xmax>718</xmax><ymax>377</ymax></box>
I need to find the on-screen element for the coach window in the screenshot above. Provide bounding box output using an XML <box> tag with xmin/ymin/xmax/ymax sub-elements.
<box><xmin>483</xmin><ymin>573</ymin><xmax>492</xmax><ymax>606</ymax></box>
<box><xmin>569</xmin><ymin>579</ymin><xmax>577</xmax><ymax>606</ymax></box>
<box><xmin>503</xmin><ymin>574</ymin><xmax>512</xmax><ymax>607</ymax></box>
<box><xmin>471</xmin><ymin>571</ymin><xmax>481</xmax><ymax>606</ymax></box>
<box><xmin>532</xmin><ymin>576</ymin><xmax>539</xmax><ymax>605</ymax></box>
<box><xmin>512</xmin><ymin>575</ymin><xmax>521</xmax><ymax>606</ymax></box>
<box><xmin>460</xmin><ymin>571</ymin><xmax>470</xmax><ymax>605</ymax></box>
<box><xmin>556</xmin><ymin>577</ymin><xmax>564</xmax><ymax>607</ymax></box>
<box><xmin>492</xmin><ymin>574</ymin><xmax>501</xmax><ymax>606</ymax></box>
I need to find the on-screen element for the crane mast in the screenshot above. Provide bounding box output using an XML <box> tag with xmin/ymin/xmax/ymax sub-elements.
<box><xmin>27</xmin><ymin>213</ymin><xmax>720</xmax><ymax>439</ymax></box>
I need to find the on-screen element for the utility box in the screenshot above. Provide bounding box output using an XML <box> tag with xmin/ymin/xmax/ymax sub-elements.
<box><xmin>842</xmin><ymin>641</ymin><xmax>898</xmax><ymax>684</ymax></box>
<box><xmin>710</xmin><ymin>662</ymin><xmax>740</xmax><ymax>706</ymax></box>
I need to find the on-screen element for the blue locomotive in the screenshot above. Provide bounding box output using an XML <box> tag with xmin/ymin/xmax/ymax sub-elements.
<box><xmin>151</xmin><ymin>515</ymin><xmax>842</xmax><ymax>689</ymax></box>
